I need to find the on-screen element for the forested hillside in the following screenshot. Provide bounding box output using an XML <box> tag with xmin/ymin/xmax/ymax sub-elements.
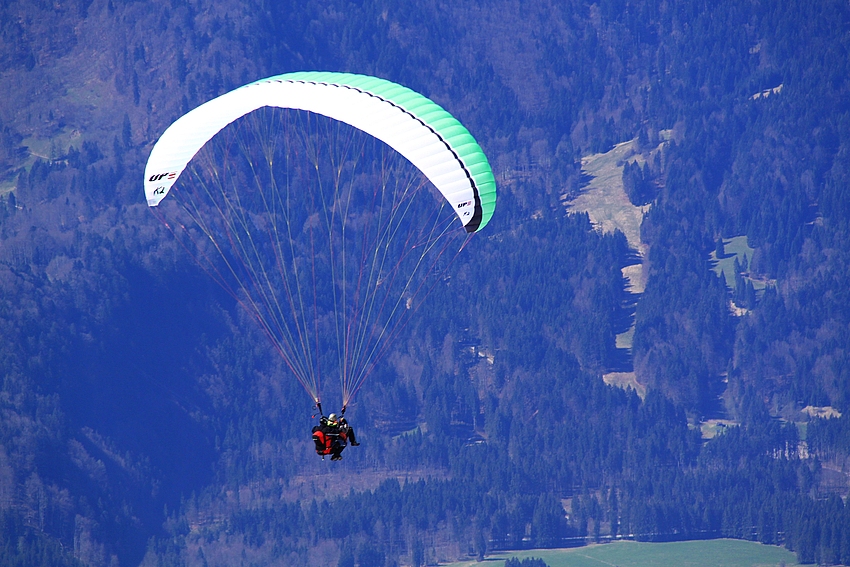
<box><xmin>0</xmin><ymin>0</ymin><xmax>849</xmax><ymax>566</ymax></box>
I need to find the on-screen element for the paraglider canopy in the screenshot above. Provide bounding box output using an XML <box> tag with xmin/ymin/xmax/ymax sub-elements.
<box><xmin>144</xmin><ymin>72</ymin><xmax>496</xmax><ymax>408</ymax></box>
<box><xmin>145</xmin><ymin>71</ymin><xmax>496</xmax><ymax>232</ymax></box>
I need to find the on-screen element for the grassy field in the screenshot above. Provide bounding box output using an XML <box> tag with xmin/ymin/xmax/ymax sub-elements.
<box><xmin>568</xmin><ymin>139</ymin><xmax>648</xmax><ymax>258</ymax></box>
<box><xmin>602</xmin><ymin>371</ymin><xmax>646</xmax><ymax>399</ymax></box>
<box><xmin>700</xmin><ymin>418</ymin><xmax>740</xmax><ymax>439</ymax></box>
<box><xmin>709</xmin><ymin>236</ymin><xmax>766</xmax><ymax>291</ymax></box>
<box><xmin>445</xmin><ymin>539</ymin><xmax>799</xmax><ymax>567</ymax></box>
<box><xmin>0</xmin><ymin>129</ymin><xmax>83</xmax><ymax>196</ymax></box>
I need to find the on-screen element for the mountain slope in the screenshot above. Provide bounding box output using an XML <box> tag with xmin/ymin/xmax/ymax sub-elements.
<box><xmin>0</xmin><ymin>0</ymin><xmax>849</xmax><ymax>565</ymax></box>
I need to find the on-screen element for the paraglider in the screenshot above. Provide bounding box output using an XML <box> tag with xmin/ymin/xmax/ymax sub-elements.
<box><xmin>312</xmin><ymin>407</ymin><xmax>360</xmax><ymax>460</ymax></box>
<box><xmin>143</xmin><ymin>72</ymin><xmax>496</xmax><ymax>457</ymax></box>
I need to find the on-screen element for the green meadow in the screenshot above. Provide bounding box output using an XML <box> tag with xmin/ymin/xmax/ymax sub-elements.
<box><xmin>710</xmin><ymin>236</ymin><xmax>766</xmax><ymax>291</ymax></box>
<box><xmin>445</xmin><ymin>539</ymin><xmax>799</xmax><ymax>567</ymax></box>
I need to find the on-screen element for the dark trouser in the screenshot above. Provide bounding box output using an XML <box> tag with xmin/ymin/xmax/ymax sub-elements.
<box><xmin>330</xmin><ymin>438</ymin><xmax>345</xmax><ymax>459</ymax></box>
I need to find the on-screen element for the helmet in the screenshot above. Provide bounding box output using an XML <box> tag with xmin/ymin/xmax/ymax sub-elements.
<box><xmin>328</xmin><ymin>413</ymin><xmax>338</xmax><ymax>424</ymax></box>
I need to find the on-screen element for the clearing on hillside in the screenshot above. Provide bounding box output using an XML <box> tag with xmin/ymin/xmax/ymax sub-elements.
<box><xmin>564</xmin><ymin>135</ymin><xmax>667</xmax><ymax>395</ymax></box>
<box><xmin>710</xmin><ymin>235</ymin><xmax>766</xmax><ymax>291</ymax></box>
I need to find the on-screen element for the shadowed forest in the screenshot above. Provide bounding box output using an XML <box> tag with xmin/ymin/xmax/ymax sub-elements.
<box><xmin>0</xmin><ymin>0</ymin><xmax>849</xmax><ymax>565</ymax></box>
